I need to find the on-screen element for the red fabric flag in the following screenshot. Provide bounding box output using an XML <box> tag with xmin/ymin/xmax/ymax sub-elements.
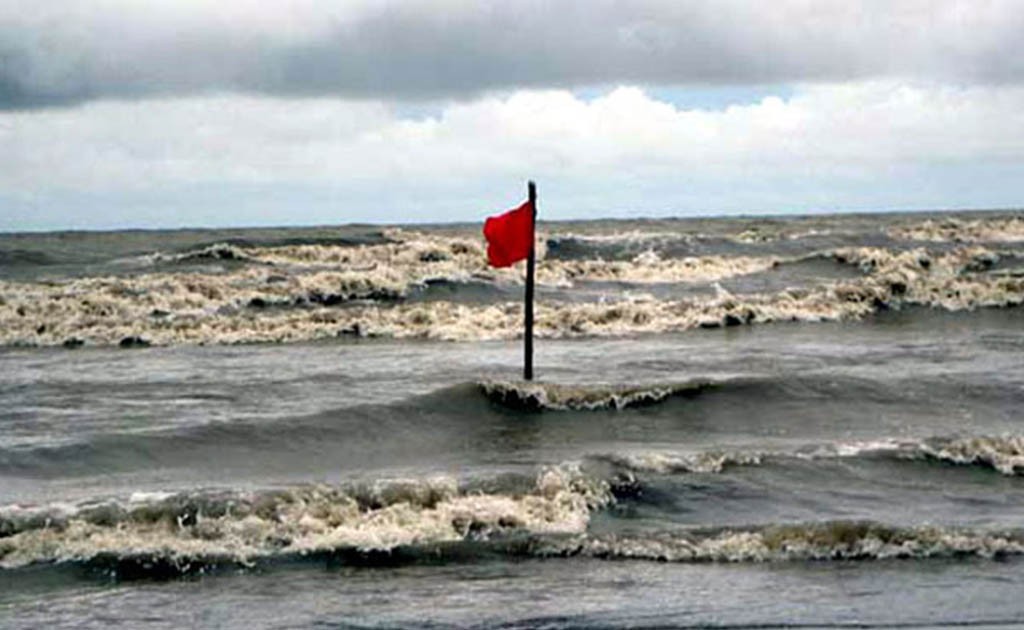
<box><xmin>483</xmin><ymin>199</ymin><xmax>534</xmax><ymax>267</ymax></box>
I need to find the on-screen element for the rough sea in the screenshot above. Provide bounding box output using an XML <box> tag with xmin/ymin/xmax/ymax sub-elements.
<box><xmin>2</xmin><ymin>210</ymin><xmax>1024</xmax><ymax>629</ymax></box>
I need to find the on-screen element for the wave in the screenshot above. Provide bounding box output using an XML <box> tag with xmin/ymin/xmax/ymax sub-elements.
<box><xmin>544</xmin><ymin>230</ymin><xmax>697</xmax><ymax>261</ymax></box>
<box><xmin>596</xmin><ymin>435</ymin><xmax>1024</xmax><ymax>477</ymax></box>
<box><xmin>0</xmin><ymin>465</ymin><xmax>611</xmax><ymax>572</ymax></box>
<box><xmin>545</xmin><ymin>224</ymin><xmax>858</xmax><ymax>258</ymax></box>
<box><xmin>478</xmin><ymin>379</ymin><xmax>714</xmax><ymax>412</ymax></box>
<box><xmin>192</xmin><ymin>229</ymin><xmax>779</xmax><ymax>287</ymax></box>
<box><xmin>547</xmin><ymin>230</ymin><xmax>688</xmax><ymax>246</ymax></box>
<box><xmin>795</xmin><ymin>435</ymin><xmax>1024</xmax><ymax>477</ymax></box>
<box><xmin>4</xmin><ymin>432</ymin><xmax>1024</xmax><ymax>575</ymax></box>
<box><xmin>0</xmin><ymin>379</ymin><xmax>720</xmax><ymax>474</ymax></box>
<box><xmin>890</xmin><ymin>215</ymin><xmax>1024</xmax><ymax>243</ymax></box>
<box><xmin>0</xmin><ymin>249</ymin><xmax>60</xmax><ymax>267</ymax></box>
<box><xmin>149</xmin><ymin>242</ymin><xmax>258</xmax><ymax>265</ymax></box>
<box><xmin>194</xmin><ymin>232</ymin><xmax>395</xmax><ymax>251</ymax></box>
<box><xmin>545</xmin><ymin>252</ymin><xmax>781</xmax><ymax>285</ymax></box>
<box><xmin>143</xmin><ymin>231</ymin><xmax>398</xmax><ymax>264</ymax></box>
<box><xmin>586</xmin><ymin>450</ymin><xmax>763</xmax><ymax>474</ymax></box>
<box><xmin>4</xmin><ymin>486</ymin><xmax>1022</xmax><ymax>576</ymax></box>
<box><xmin>916</xmin><ymin>435</ymin><xmax>1024</xmax><ymax>476</ymax></box>
<box><xmin>1</xmin><ymin>361</ymin><xmax>1019</xmax><ymax>479</ymax></box>
<box><xmin>0</xmin><ymin>381</ymin><xmax>502</xmax><ymax>474</ymax></box>
<box><xmin>1</xmin><ymin>239</ymin><xmax>1022</xmax><ymax>347</ymax></box>
<box><xmin>543</xmin><ymin>520</ymin><xmax>1024</xmax><ymax>563</ymax></box>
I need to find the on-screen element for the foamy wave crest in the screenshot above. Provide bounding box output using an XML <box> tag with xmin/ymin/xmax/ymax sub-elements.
<box><xmin>0</xmin><ymin>229</ymin><xmax>792</xmax><ymax>347</ymax></box>
<box><xmin>591</xmin><ymin>435</ymin><xmax>1024</xmax><ymax>478</ymax></box>
<box><xmin>2</xmin><ymin>241</ymin><xmax>1023</xmax><ymax>347</ymax></box>
<box><xmin>590</xmin><ymin>435</ymin><xmax>1024</xmax><ymax>477</ymax></box>
<box><xmin>587</xmin><ymin>450</ymin><xmax>762</xmax><ymax>474</ymax></box>
<box><xmin>542</xmin><ymin>521</ymin><xmax>1024</xmax><ymax>563</ymax></box>
<box><xmin>891</xmin><ymin>215</ymin><xmax>1024</xmax><ymax>243</ymax></box>
<box><xmin>479</xmin><ymin>380</ymin><xmax>713</xmax><ymax>411</ymax></box>
<box><xmin>917</xmin><ymin>435</ymin><xmax>1024</xmax><ymax>476</ymax></box>
<box><xmin>218</xmin><ymin>229</ymin><xmax>777</xmax><ymax>286</ymax></box>
<box><xmin>551</xmin><ymin>251</ymin><xmax>779</xmax><ymax>284</ymax></box>
<box><xmin>796</xmin><ymin>435</ymin><xmax>1024</xmax><ymax>477</ymax></box>
<box><xmin>546</xmin><ymin>230</ymin><xmax>690</xmax><ymax>249</ymax></box>
<box><xmin>151</xmin><ymin>243</ymin><xmax>257</xmax><ymax>264</ymax></box>
<box><xmin>0</xmin><ymin>466</ymin><xmax>611</xmax><ymax>571</ymax></box>
<box><xmin>795</xmin><ymin>438</ymin><xmax>919</xmax><ymax>460</ymax></box>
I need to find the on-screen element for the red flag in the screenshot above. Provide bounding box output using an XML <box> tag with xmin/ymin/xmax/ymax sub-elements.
<box><xmin>483</xmin><ymin>199</ymin><xmax>534</xmax><ymax>267</ymax></box>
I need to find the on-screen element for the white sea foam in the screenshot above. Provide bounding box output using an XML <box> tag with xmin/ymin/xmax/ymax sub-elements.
<box><xmin>1</xmin><ymin>234</ymin><xmax>1022</xmax><ymax>347</ymax></box>
<box><xmin>478</xmin><ymin>380</ymin><xmax>712</xmax><ymax>411</ymax></box>
<box><xmin>5</xmin><ymin>436</ymin><xmax>1024</xmax><ymax>572</ymax></box>
<box><xmin>891</xmin><ymin>215</ymin><xmax>1024</xmax><ymax>243</ymax></box>
<box><xmin>588</xmin><ymin>450</ymin><xmax>763</xmax><ymax>474</ymax></box>
<box><xmin>918</xmin><ymin>435</ymin><xmax>1024</xmax><ymax>476</ymax></box>
<box><xmin>0</xmin><ymin>466</ymin><xmax>611</xmax><ymax>570</ymax></box>
<box><xmin>546</xmin><ymin>521</ymin><xmax>1024</xmax><ymax>563</ymax></box>
<box><xmin>796</xmin><ymin>435</ymin><xmax>1024</xmax><ymax>477</ymax></box>
<box><xmin>589</xmin><ymin>435</ymin><xmax>1024</xmax><ymax>477</ymax></box>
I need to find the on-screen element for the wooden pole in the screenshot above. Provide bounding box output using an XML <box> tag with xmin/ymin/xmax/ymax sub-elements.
<box><xmin>524</xmin><ymin>181</ymin><xmax>536</xmax><ymax>381</ymax></box>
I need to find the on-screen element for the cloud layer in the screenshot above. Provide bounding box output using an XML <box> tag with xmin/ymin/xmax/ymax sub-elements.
<box><xmin>3</xmin><ymin>81</ymin><xmax>1023</xmax><ymax>229</ymax></box>
<box><xmin>3</xmin><ymin>1</ymin><xmax>1024</xmax><ymax>108</ymax></box>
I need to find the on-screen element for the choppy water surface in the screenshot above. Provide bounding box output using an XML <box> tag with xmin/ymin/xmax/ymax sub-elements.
<box><xmin>2</xmin><ymin>211</ymin><xmax>1024</xmax><ymax>629</ymax></box>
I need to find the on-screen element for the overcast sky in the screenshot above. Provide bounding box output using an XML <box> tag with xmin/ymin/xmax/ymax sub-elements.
<box><xmin>2</xmin><ymin>0</ymin><xmax>1023</xmax><ymax>230</ymax></box>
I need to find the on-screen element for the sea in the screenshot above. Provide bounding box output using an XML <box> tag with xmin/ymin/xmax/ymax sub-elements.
<box><xmin>1</xmin><ymin>210</ymin><xmax>1024</xmax><ymax>629</ymax></box>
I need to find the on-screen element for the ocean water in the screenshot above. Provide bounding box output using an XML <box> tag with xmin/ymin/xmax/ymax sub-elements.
<box><xmin>1</xmin><ymin>210</ymin><xmax>1024</xmax><ymax>628</ymax></box>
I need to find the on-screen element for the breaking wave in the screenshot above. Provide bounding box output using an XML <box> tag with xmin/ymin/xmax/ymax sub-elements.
<box><xmin>4</xmin><ymin>486</ymin><xmax>1022</xmax><ymax>577</ymax></box>
<box><xmin>797</xmin><ymin>435</ymin><xmax>1024</xmax><ymax>477</ymax></box>
<box><xmin>586</xmin><ymin>434</ymin><xmax>1024</xmax><ymax>477</ymax></box>
<box><xmin>917</xmin><ymin>435</ymin><xmax>1024</xmax><ymax>476</ymax></box>
<box><xmin>586</xmin><ymin>450</ymin><xmax>763</xmax><ymax>474</ymax></box>
<box><xmin>891</xmin><ymin>215</ymin><xmax>1024</xmax><ymax>243</ymax></box>
<box><xmin>149</xmin><ymin>243</ymin><xmax>258</xmax><ymax>265</ymax></box>
<box><xmin>543</xmin><ymin>521</ymin><xmax>1024</xmax><ymax>563</ymax></box>
<box><xmin>4</xmin><ymin>433</ymin><xmax>1024</xmax><ymax>576</ymax></box>
<box><xmin>478</xmin><ymin>379</ymin><xmax>715</xmax><ymax>411</ymax></box>
<box><xmin>0</xmin><ymin>465</ymin><xmax>611</xmax><ymax>572</ymax></box>
<box><xmin>1</xmin><ymin>225</ymin><xmax>1023</xmax><ymax>347</ymax></box>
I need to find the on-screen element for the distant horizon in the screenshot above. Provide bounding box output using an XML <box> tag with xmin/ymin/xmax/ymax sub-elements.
<box><xmin>2</xmin><ymin>204</ymin><xmax>1020</xmax><ymax>237</ymax></box>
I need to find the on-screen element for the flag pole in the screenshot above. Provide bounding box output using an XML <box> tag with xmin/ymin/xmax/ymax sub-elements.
<box><xmin>524</xmin><ymin>181</ymin><xmax>536</xmax><ymax>381</ymax></box>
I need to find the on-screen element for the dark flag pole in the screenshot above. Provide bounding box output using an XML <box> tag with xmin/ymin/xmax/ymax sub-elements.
<box><xmin>524</xmin><ymin>181</ymin><xmax>537</xmax><ymax>381</ymax></box>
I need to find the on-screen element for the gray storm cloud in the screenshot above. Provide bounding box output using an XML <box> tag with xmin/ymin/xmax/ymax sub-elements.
<box><xmin>2</xmin><ymin>0</ymin><xmax>1023</xmax><ymax>108</ymax></box>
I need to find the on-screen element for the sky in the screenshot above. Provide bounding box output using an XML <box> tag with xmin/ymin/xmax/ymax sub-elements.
<box><xmin>2</xmin><ymin>1</ymin><xmax>1023</xmax><ymax>231</ymax></box>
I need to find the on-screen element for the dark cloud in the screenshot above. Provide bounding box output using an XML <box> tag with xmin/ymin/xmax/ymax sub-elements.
<box><xmin>2</xmin><ymin>0</ymin><xmax>1023</xmax><ymax>109</ymax></box>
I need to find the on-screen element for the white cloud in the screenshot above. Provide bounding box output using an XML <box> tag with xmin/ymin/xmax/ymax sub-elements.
<box><xmin>5</xmin><ymin>82</ymin><xmax>1024</xmax><ymax>182</ymax></box>
<box><xmin>2</xmin><ymin>81</ymin><xmax>1023</xmax><ymax>228</ymax></box>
